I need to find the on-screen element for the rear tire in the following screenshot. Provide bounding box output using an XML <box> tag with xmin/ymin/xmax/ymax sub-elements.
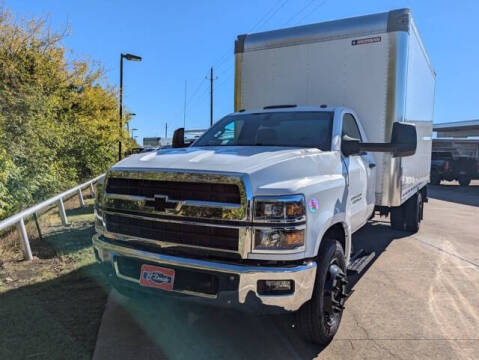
<box><xmin>390</xmin><ymin>206</ymin><xmax>406</xmax><ymax>231</ymax></box>
<box><xmin>390</xmin><ymin>192</ymin><xmax>423</xmax><ymax>233</ymax></box>
<box><xmin>458</xmin><ymin>176</ymin><xmax>471</xmax><ymax>187</ymax></box>
<box><xmin>297</xmin><ymin>239</ymin><xmax>347</xmax><ymax>345</ymax></box>
<box><xmin>430</xmin><ymin>171</ymin><xmax>441</xmax><ymax>185</ymax></box>
<box><xmin>405</xmin><ymin>192</ymin><xmax>422</xmax><ymax>233</ymax></box>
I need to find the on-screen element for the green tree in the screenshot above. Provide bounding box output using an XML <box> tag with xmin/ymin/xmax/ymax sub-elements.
<box><xmin>0</xmin><ymin>7</ymin><xmax>136</xmax><ymax>220</ymax></box>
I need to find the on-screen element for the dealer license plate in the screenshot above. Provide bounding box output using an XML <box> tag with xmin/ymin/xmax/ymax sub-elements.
<box><xmin>139</xmin><ymin>264</ymin><xmax>175</xmax><ymax>291</ymax></box>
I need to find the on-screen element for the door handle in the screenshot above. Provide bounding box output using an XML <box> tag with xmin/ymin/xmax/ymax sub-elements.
<box><xmin>369</xmin><ymin>163</ymin><xmax>376</xmax><ymax>169</ymax></box>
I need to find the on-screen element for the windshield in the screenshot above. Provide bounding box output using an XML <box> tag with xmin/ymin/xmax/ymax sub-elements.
<box><xmin>193</xmin><ymin>111</ymin><xmax>334</xmax><ymax>150</ymax></box>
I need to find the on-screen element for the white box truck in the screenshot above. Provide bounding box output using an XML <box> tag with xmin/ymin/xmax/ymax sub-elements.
<box><xmin>93</xmin><ymin>8</ymin><xmax>434</xmax><ymax>344</ymax></box>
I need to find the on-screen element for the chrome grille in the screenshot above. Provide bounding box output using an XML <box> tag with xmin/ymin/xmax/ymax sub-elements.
<box><xmin>97</xmin><ymin>170</ymin><xmax>252</xmax><ymax>258</ymax></box>
<box><xmin>105</xmin><ymin>214</ymin><xmax>239</xmax><ymax>251</ymax></box>
<box><xmin>106</xmin><ymin>178</ymin><xmax>241</xmax><ymax>204</ymax></box>
<box><xmin>102</xmin><ymin>170</ymin><xmax>250</xmax><ymax>221</ymax></box>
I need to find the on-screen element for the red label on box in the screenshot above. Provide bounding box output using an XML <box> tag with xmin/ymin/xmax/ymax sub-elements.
<box><xmin>139</xmin><ymin>264</ymin><xmax>175</xmax><ymax>291</ymax></box>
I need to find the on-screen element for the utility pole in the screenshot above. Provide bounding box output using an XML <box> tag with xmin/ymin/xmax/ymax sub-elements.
<box><xmin>165</xmin><ymin>123</ymin><xmax>168</xmax><ymax>139</ymax></box>
<box><xmin>210</xmin><ymin>67</ymin><xmax>213</xmax><ymax>127</ymax></box>
<box><xmin>207</xmin><ymin>67</ymin><xmax>218</xmax><ymax>127</ymax></box>
<box><xmin>183</xmin><ymin>80</ymin><xmax>187</xmax><ymax>129</ymax></box>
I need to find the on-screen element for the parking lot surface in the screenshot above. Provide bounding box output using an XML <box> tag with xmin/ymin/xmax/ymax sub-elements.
<box><xmin>93</xmin><ymin>182</ymin><xmax>479</xmax><ymax>360</ymax></box>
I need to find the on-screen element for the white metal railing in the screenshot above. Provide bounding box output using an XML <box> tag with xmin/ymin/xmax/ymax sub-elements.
<box><xmin>0</xmin><ymin>174</ymin><xmax>105</xmax><ymax>260</ymax></box>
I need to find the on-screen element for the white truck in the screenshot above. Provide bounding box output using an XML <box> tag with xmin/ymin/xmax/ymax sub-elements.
<box><xmin>93</xmin><ymin>8</ymin><xmax>434</xmax><ymax>344</ymax></box>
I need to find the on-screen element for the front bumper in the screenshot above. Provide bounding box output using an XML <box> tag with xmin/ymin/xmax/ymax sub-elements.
<box><xmin>92</xmin><ymin>234</ymin><xmax>316</xmax><ymax>312</ymax></box>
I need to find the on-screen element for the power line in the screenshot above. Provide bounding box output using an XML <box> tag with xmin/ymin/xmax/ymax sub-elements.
<box><xmin>185</xmin><ymin>78</ymin><xmax>206</xmax><ymax>105</ymax></box>
<box><xmin>211</xmin><ymin>0</ymin><xmax>290</xmax><ymax>73</ymax></box>
<box><xmin>183</xmin><ymin>80</ymin><xmax>187</xmax><ymax>128</ymax></box>
<box><xmin>296</xmin><ymin>0</ymin><xmax>329</xmax><ymax>25</ymax></box>
<box><xmin>212</xmin><ymin>51</ymin><xmax>231</xmax><ymax>73</ymax></box>
<box><xmin>282</xmin><ymin>0</ymin><xmax>317</xmax><ymax>27</ymax></box>
<box><xmin>248</xmin><ymin>0</ymin><xmax>288</xmax><ymax>33</ymax></box>
<box><xmin>184</xmin><ymin>1</ymin><xmax>291</xmax><ymax>127</ymax></box>
<box><xmin>254</xmin><ymin>0</ymin><xmax>289</xmax><ymax>32</ymax></box>
<box><xmin>214</xmin><ymin>66</ymin><xmax>234</xmax><ymax>89</ymax></box>
<box><xmin>207</xmin><ymin>67</ymin><xmax>218</xmax><ymax>126</ymax></box>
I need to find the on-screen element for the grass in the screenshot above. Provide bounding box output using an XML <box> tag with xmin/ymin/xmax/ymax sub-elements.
<box><xmin>0</xmin><ymin>191</ymin><xmax>111</xmax><ymax>359</ymax></box>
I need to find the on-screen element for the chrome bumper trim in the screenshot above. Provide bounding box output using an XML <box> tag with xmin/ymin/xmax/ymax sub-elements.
<box><xmin>93</xmin><ymin>234</ymin><xmax>316</xmax><ymax>311</ymax></box>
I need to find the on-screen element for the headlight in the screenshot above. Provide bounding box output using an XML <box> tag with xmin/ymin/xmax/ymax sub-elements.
<box><xmin>254</xmin><ymin>228</ymin><xmax>305</xmax><ymax>250</ymax></box>
<box><xmin>253</xmin><ymin>195</ymin><xmax>306</xmax><ymax>252</ymax></box>
<box><xmin>253</xmin><ymin>195</ymin><xmax>306</xmax><ymax>222</ymax></box>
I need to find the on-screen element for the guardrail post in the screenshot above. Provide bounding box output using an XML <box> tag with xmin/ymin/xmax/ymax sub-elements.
<box><xmin>78</xmin><ymin>188</ymin><xmax>85</xmax><ymax>207</ymax></box>
<box><xmin>16</xmin><ymin>218</ymin><xmax>33</xmax><ymax>261</ymax></box>
<box><xmin>58</xmin><ymin>198</ymin><xmax>69</xmax><ymax>225</ymax></box>
<box><xmin>90</xmin><ymin>182</ymin><xmax>95</xmax><ymax>197</ymax></box>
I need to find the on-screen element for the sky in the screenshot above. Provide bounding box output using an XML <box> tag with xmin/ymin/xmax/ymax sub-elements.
<box><xmin>5</xmin><ymin>0</ymin><xmax>479</xmax><ymax>144</ymax></box>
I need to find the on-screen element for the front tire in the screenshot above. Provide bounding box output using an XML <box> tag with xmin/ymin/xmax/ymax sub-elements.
<box><xmin>297</xmin><ymin>239</ymin><xmax>348</xmax><ymax>345</ymax></box>
<box><xmin>458</xmin><ymin>176</ymin><xmax>471</xmax><ymax>187</ymax></box>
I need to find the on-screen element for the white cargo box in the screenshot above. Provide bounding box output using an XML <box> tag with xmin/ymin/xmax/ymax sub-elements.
<box><xmin>234</xmin><ymin>9</ymin><xmax>435</xmax><ymax>207</ymax></box>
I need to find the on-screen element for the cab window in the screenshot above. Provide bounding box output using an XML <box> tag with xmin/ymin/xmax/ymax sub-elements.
<box><xmin>342</xmin><ymin>114</ymin><xmax>362</xmax><ymax>141</ymax></box>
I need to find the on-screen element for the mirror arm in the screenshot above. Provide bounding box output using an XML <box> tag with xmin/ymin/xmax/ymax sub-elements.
<box><xmin>358</xmin><ymin>142</ymin><xmax>411</xmax><ymax>158</ymax></box>
<box><xmin>358</xmin><ymin>142</ymin><xmax>395</xmax><ymax>153</ymax></box>
<box><xmin>353</xmin><ymin>123</ymin><xmax>417</xmax><ymax>158</ymax></box>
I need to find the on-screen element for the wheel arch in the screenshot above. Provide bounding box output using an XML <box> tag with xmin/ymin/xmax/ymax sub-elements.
<box><xmin>315</xmin><ymin>221</ymin><xmax>351</xmax><ymax>263</ymax></box>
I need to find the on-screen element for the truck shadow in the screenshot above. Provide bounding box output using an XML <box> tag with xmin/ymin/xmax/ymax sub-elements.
<box><xmin>0</xmin><ymin>264</ymin><xmax>110</xmax><ymax>359</ymax></box>
<box><xmin>0</xmin><ymin>220</ymin><xmax>409</xmax><ymax>360</ymax></box>
<box><xmin>346</xmin><ymin>219</ymin><xmax>410</xmax><ymax>289</ymax></box>
<box><xmin>427</xmin><ymin>182</ymin><xmax>479</xmax><ymax>207</ymax></box>
<box><xmin>101</xmin><ymin>219</ymin><xmax>410</xmax><ymax>360</ymax></box>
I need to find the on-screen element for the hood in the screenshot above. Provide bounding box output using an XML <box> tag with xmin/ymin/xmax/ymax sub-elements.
<box><xmin>112</xmin><ymin>146</ymin><xmax>340</xmax><ymax>195</ymax></box>
<box><xmin>114</xmin><ymin>146</ymin><xmax>317</xmax><ymax>173</ymax></box>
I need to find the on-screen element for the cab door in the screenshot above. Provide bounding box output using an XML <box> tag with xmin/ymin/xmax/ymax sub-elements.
<box><xmin>341</xmin><ymin>113</ymin><xmax>369</xmax><ymax>232</ymax></box>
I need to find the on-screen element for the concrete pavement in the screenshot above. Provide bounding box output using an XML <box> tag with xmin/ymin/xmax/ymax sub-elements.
<box><xmin>93</xmin><ymin>181</ymin><xmax>479</xmax><ymax>360</ymax></box>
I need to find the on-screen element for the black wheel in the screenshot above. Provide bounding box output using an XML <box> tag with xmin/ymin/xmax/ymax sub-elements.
<box><xmin>390</xmin><ymin>192</ymin><xmax>423</xmax><ymax>232</ymax></box>
<box><xmin>458</xmin><ymin>176</ymin><xmax>471</xmax><ymax>187</ymax></box>
<box><xmin>297</xmin><ymin>239</ymin><xmax>348</xmax><ymax>345</ymax></box>
<box><xmin>390</xmin><ymin>205</ymin><xmax>406</xmax><ymax>231</ymax></box>
<box><xmin>405</xmin><ymin>192</ymin><xmax>422</xmax><ymax>233</ymax></box>
<box><xmin>430</xmin><ymin>171</ymin><xmax>441</xmax><ymax>185</ymax></box>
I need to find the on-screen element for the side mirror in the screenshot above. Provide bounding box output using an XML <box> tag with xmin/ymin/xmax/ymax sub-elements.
<box><xmin>390</xmin><ymin>122</ymin><xmax>417</xmax><ymax>157</ymax></box>
<box><xmin>172</xmin><ymin>128</ymin><xmax>186</xmax><ymax>148</ymax></box>
<box><xmin>341</xmin><ymin>135</ymin><xmax>361</xmax><ymax>156</ymax></box>
<box><xmin>354</xmin><ymin>122</ymin><xmax>417</xmax><ymax>158</ymax></box>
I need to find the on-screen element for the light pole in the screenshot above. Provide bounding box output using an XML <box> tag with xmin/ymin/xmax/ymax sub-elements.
<box><xmin>130</xmin><ymin>128</ymin><xmax>138</xmax><ymax>138</ymax></box>
<box><xmin>119</xmin><ymin>53</ymin><xmax>142</xmax><ymax>161</ymax></box>
<box><xmin>126</xmin><ymin>112</ymin><xmax>136</xmax><ymax>134</ymax></box>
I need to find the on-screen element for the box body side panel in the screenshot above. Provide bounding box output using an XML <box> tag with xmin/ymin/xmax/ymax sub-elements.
<box><xmin>400</xmin><ymin>22</ymin><xmax>435</xmax><ymax>202</ymax></box>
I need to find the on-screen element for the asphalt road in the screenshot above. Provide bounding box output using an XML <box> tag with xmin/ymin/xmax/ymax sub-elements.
<box><xmin>93</xmin><ymin>181</ymin><xmax>479</xmax><ymax>360</ymax></box>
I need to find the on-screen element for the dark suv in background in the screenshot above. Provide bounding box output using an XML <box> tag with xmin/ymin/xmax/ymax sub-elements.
<box><xmin>431</xmin><ymin>151</ymin><xmax>478</xmax><ymax>186</ymax></box>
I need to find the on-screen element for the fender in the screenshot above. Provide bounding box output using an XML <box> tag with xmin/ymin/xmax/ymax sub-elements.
<box><xmin>313</xmin><ymin>216</ymin><xmax>352</xmax><ymax>264</ymax></box>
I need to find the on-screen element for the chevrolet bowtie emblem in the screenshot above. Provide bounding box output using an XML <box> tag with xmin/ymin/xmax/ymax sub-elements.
<box><xmin>152</xmin><ymin>195</ymin><xmax>180</xmax><ymax>213</ymax></box>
